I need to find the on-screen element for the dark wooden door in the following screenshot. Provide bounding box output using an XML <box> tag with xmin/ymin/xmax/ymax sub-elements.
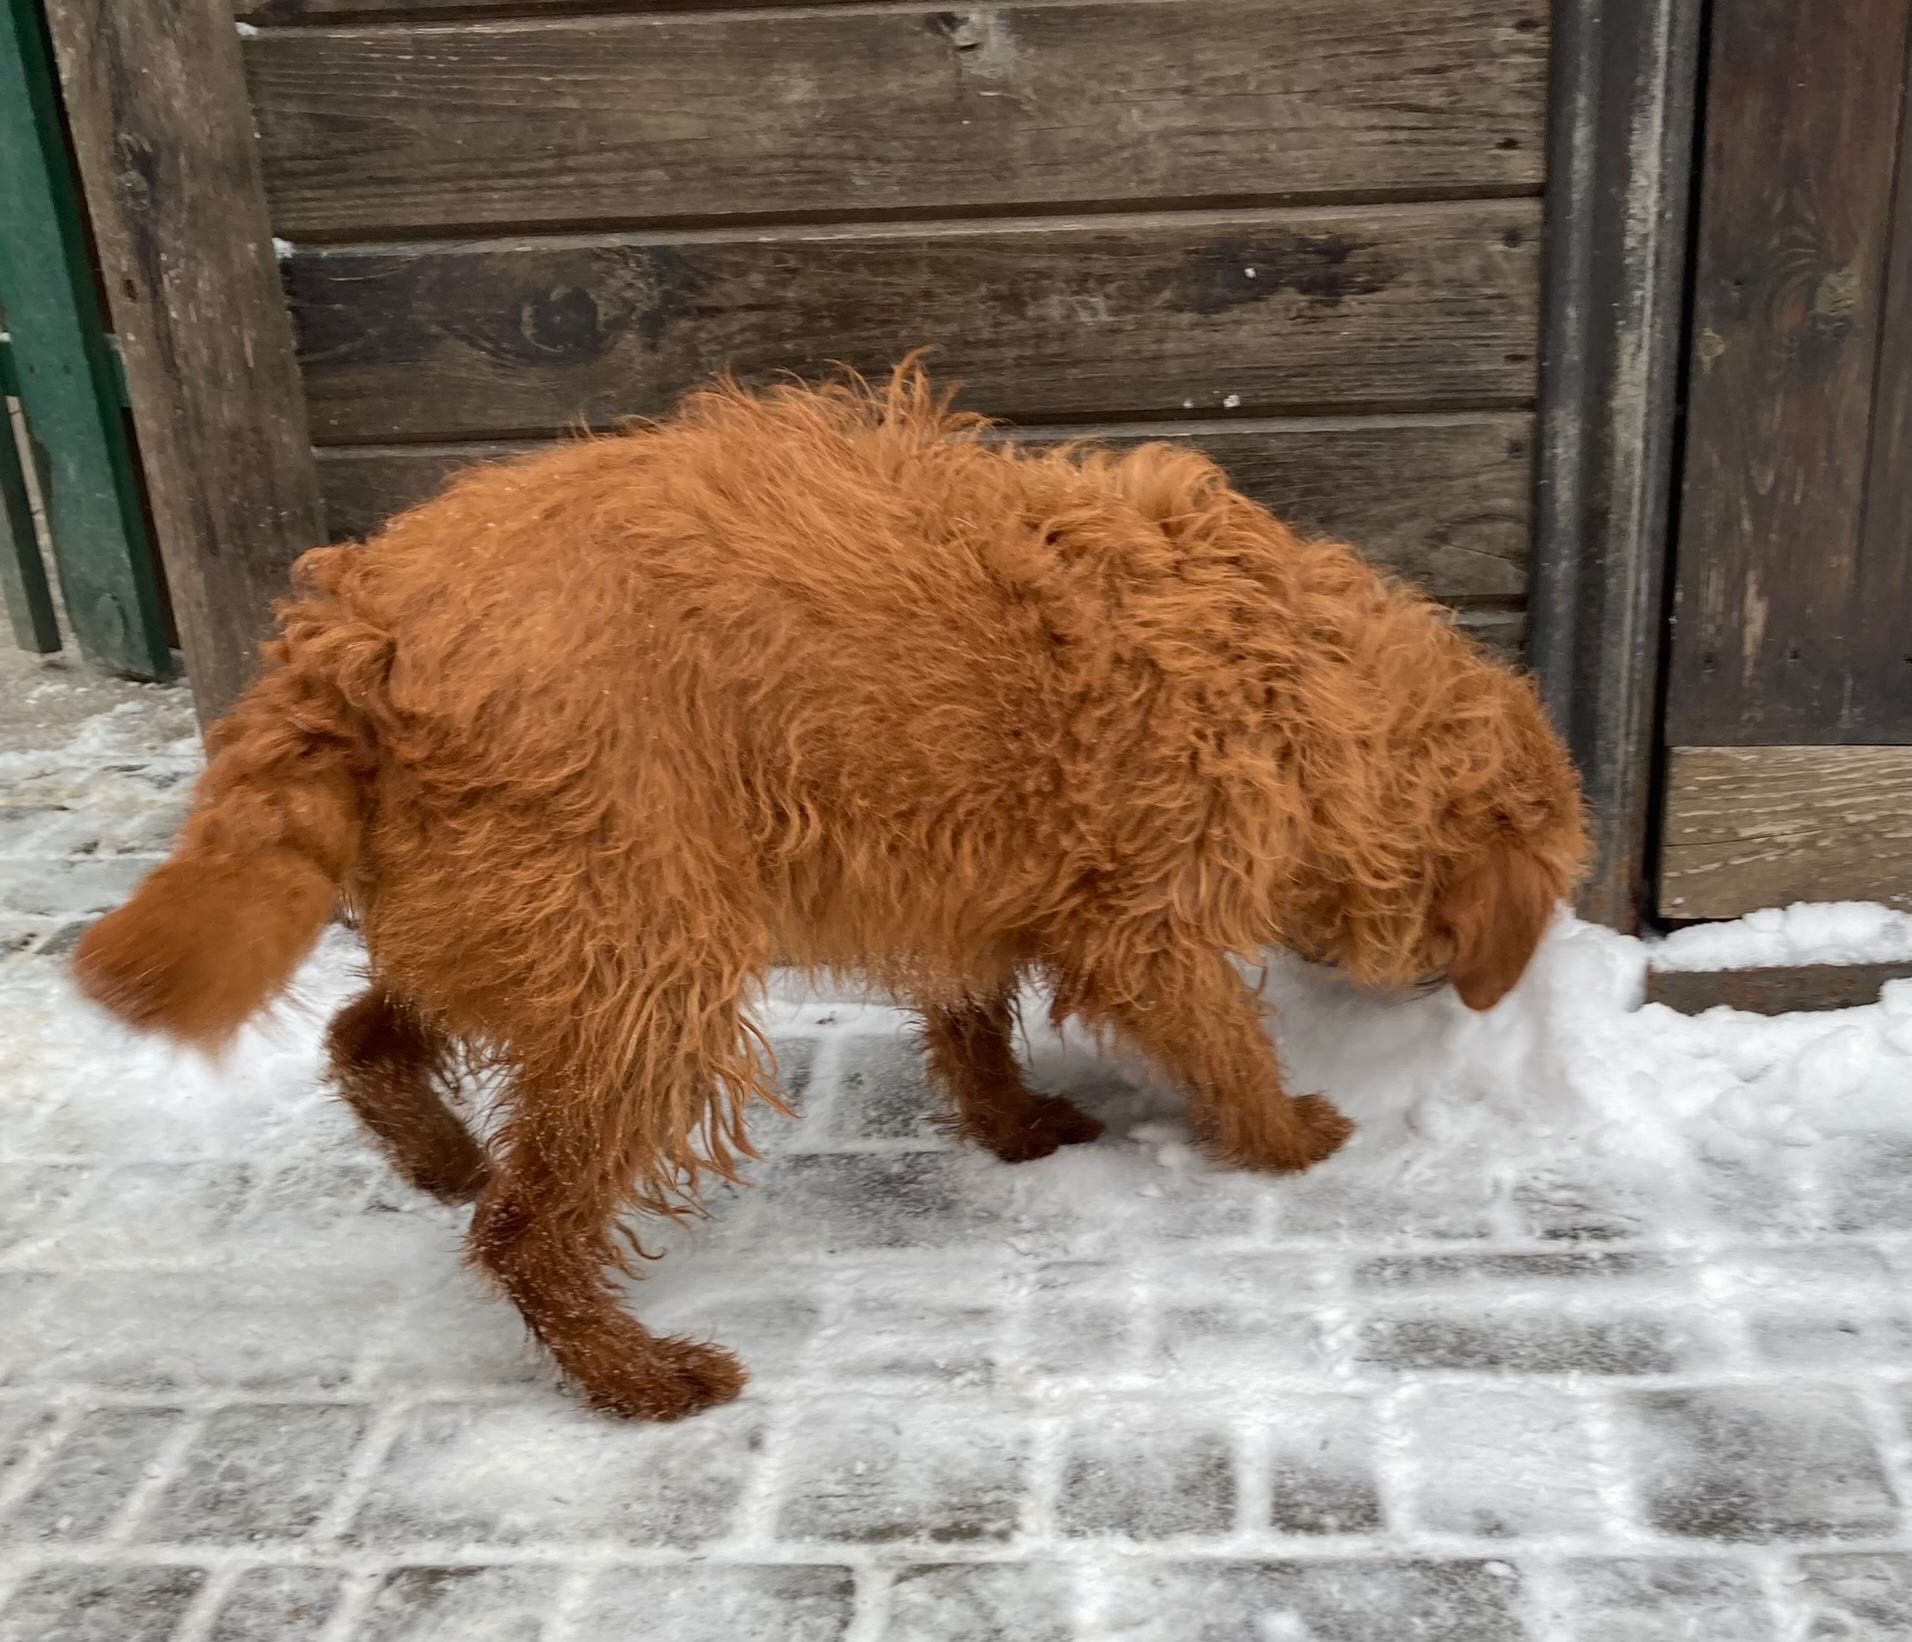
<box><xmin>1659</xmin><ymin>0</ymin><xmax>1912</xmax><ymax>918</ymax></box>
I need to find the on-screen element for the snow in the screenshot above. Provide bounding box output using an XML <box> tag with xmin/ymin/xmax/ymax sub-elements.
<box><xmin>1650</xmin><ymin>900</ymin><xmax>1912</xmax><ymax>971</ymax></box>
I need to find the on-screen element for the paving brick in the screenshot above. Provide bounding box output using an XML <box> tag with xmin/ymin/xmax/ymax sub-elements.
<box><xmin>1822</xmin><ymin>1135</ymin><xmax>1912</xmax><ymax>1234</ymax></box>
<box><xmin>571</xmin><ymin>1565</ymin><xmax>854</xmax><ymax>1642</ymax></box>
<box><xmin>0</xmin><ymin>1163</ymin><xmax>90</xmax><ymax>1254</ymax></box>
<box><xmin>26</xmin><ymin>922</ymin><xmax>84</xmax><ymax>960</ymax></box>
<box><xmin>1512</xmin><ymin>1166</ymin><xmax>1662</xmax><ymax>1242</ymax></box>
<box><xmin>1094</xmin><ymin>1558</ymin><xmax>1526</xmax><ymax>1642</ymax></box>
<box><xmin>1057</xmin><ymin>1411</ymin><xmax>1236</xmax><ymax>1538</ymax></box>
<box><xmin>3</xmin><ymin>1405</ymin><xmax>184</xmax><ymax>1541</ymax></box>
<box><xmin>1749</xmin><ymin>1312</ymin><xmax>1912</xmax><ymax>1369</ymax></box>
<box><xmin>1274</xmin><ymin>1170</ymin><xmax>1501</xmax><ymax>1243</ymax></box>
<box><xmin>1156</xmin><ymin>1301</ymin><xmax>1324</xmax><ymax>1381</ymax></box>
<box><xmin>1023</xmin><ymin>1290</ymin><xmax>1141</xmax><ymax>1378</ymax></box>
<box><xmin>354</xmin><ymin>1401</ymin><xmax>757</xmax><ymax>1546</ymax></box>
<box><xmin>0</xmin><ymin>1401</ymin><xmax>57</xmax><ymax>1492</ymax></box>
<box><xmin>5</xmin><ymin>1268</ymin><xmax>399</xmax><ymax>1391</ymax></box>
<box><xmin>830</xmin><ymin>1035</ymin><xmax>944</xmax><ymax>1141</ymax></box>
<box><xmin>365</xmin><ymin>1278</ymin><xmax>549</xmax><ymax>1391</ymax></box>
<box><xmin>1547</xmin><ymin>1558</ymin><xmax>1776</xmax><ymax>1641</ymax></box>
<box><xmin>353</xmin><ymin>1566</ymin><xmax>561</xmax><ymax>1642</ymax></box>
<box><xmin>42</xmin><ymin>1161</ymin><xmax>256</xmax><ymax>1262</ymax></box>
<box><xmin>1036</xmin><ymin>1146</ymin><xmax>1257</xmax><ymax>1250</ymax></box>
<box><xmin>1795</xmin><ymin>1553</ymin><xmax>1912</xmax><ymax>1640</ymax></box>
<box><xmin>1621</xmin><ymin>1387</ymin><xmax>1899</xmax><ymax>1542</ymax></box>
<box><xmin>206</xmin><ymin>1566</ymin><xmax>346</xmax><ymax>1642</ymax></box>
<box><xmin>745</xmin><ymin>1036</ymin><xmax>821</xmax><ymax>1148</ymax></box>
<box><xmin>1399</xmin><ymin>1385</ymin><xmax>1605</xmax><ymax>1538</ymax></box>
<box><xmin>0</xmin><ymin>857</ymin><xmax>150</xmax><ymax>922</ymax></box>
<box><xmin>0</xmin><ymin>805</ymin><xmax>67</xmax><ymax>855</ymax></box>
<box><xmin>1355</xmin><ymin>1249</ymin><xmax>1677</xmax><ymax>1290</ymax></box>
<box><xmin>816</xmin><ymin>1270</ymin><xmax>1001</xmax><ymax>1386</ymax></box>
<box><xmin>0</xmin><ymin>1565</ymin><xmax>206</xmax><ymax>1642</ymax></box>
<box><xmin>647</xmin><ymin>1279</ymin><xmax>824</xmax><ymax>1386</ymax></box>
<box><xmin>885</xmin><ymin>1562</ymin><xmax>1074</xmax><ymax>1641</ymax></box>
<box><xmin>776</xmin><ymin>1399</ymin><xmax>1028</xmax><ymax>1545</ymax></box>
<box><xmin>1266</xmin><ymin>1394</ymin><xmax>1383</xmax><ymax>1536</ymax></box>
<box><xmin>1356</xmin><ymin>1310</ymin><xmax>1691</xmax><ymax>1376</ymax></box>
<box><xmin>1697</xmin><ymin>1155</ymin><xmax>1830</xmax><ymax>1239</ymax></box>
<box><xmin>145</xmin><ymin>1404</ymin><xmax>367</xmax><ymax>1541</ymax></box>
<box><xmin>755</xmin><ymin>1154</ymin><xmax>992</xmax><ymax>1252</ymax></box>
<box><xmin>8</xmin><ymin>799</ymin><xmax>186</xmax><ymax>858</ymax></box>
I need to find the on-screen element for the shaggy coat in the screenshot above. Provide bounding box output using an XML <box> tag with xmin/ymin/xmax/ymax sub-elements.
<box><xmin>75</xmin><ymin>365</ymin><xmax>1587</xmax><ymax>1419</ymax></box>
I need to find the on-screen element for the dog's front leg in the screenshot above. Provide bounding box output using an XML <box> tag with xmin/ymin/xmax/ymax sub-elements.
<box><xmin>1070</xmin><ymin>949</ymin><xmax>1354</xmax><ymax>1173</ymax></box>
<box><xmin>918</xmin><ymin>987</ymin><xmax>1103</xmax><ymax>1162</ymax></box>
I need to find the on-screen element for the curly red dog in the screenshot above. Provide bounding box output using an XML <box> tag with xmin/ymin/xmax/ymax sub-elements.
<box><xmin>75</xmin><ymin>363</ymin><xmax>1587</xmax><ymax>1419</ymax></box>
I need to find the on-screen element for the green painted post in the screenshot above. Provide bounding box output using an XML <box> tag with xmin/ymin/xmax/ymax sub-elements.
<box><xmin>0</xmin><ymin>334</ymin><xmax>61</xmax><ymax>652</ymax></box>
<box><xmin>0</xmin><ymin>0</ymin><xmax>172</xmax><ymax>678</ymax></box>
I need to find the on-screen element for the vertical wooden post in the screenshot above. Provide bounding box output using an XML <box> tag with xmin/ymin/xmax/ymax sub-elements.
<box><xmin>41</xmin><ymin>0</ymin><xmax>326</xmax><ymax>725</ymax></box>
<box><xmin>1529</xmin><ymin>0</ymin><xmax>1705</xmax><ymax>929</ymax></box>
<box><xmin>0</xmin><ymin>0</ymin><xmax>172</xmax><ymax>677</ymax></box>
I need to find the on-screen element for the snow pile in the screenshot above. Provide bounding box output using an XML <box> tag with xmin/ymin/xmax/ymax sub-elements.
<box><xmin>1650</xmin><ymin>900</ymin><xmax>1912</xmax><ymax>971</ymax></box>
<box><xmin>15</xmin><ymin>908</ymin><xmax>1911</xmax><ymax>1216</ymax></box>
<box><xmin>1253</xmin><ymin>913</ymin><xmax>1912</xmax><ymax>1207</ymax></box>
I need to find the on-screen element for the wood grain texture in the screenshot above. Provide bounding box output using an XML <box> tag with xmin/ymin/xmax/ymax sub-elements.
<box><xmin>313</xmin><ymin>414</ymin><xmax>1532</xmax><ymax>600</ymax></box>
<box><xmin>238</xmin><ymin>0</ymin><xmax>871</xmax><ymax>18</ymax></box>
<box><xmin>1658</xmin><ymin>747</ymin><xmax>1912</xmax><ymax>918</ymax></box>
<box><xmin>1645</xmin><ymin>963</ymin><xmax>1912</xmax><ymax>1016</ymax></box>
<box><xmin>1852</xmin><ymin>21</ymin><xmax>1912</xmax><ymax>741</ymax></box>
<box><xmin>244</xmin><ymin>0</ymin><xmax>1546</xmax><ymax>238</ymax></box>
<box><xmin>1665</xmin><ymin>0</ymin><xmax>1912</xmax><ymax>746</ymax></box>
<box><xmin>43</xmin><ymin>0</ymin><xmax>326</xmax><ymax>724</ymax></box>
<box><xmin>285</xmin><ymin>203</ymin><xmax>1542</xmax><ymax>443</ymax></box>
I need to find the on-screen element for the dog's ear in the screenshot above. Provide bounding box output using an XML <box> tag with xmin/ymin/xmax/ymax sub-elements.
<box><xmin>1440</xmin><ymin>834</ymin><xmax>1560</xmax><ymax>1012</ymax></box>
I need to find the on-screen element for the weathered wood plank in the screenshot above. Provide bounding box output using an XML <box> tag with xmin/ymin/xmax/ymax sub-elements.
<box><xmin>245</xmin><ymin>0</ymin><xmax>1546</xmax><ymax>238</ymax></box>
<box><xmin>43</xmin><ymin>0</ymin><xmax>326</xmax><ymax>725</ymax></box>
<box><xmin>313</xmin><ymin>414</ymin><xmax>1532</xmax><ymax>600</ymax></box>
<box><xmin>1852</xmin><ymin>21</ymin><xmax>1912</xmax><ymax>741</ymax></box>
<box><xmin>1658</xmin><ymin>747</ymin><xmax>1912</xmax><ymax>918</ymax></box>
<box><xmin>1454</xmin><ymin>606</ymin><xmax>1524</xmax><ymax>659</ymax></box>
<box><xmin>286</xmin><ymin>203</ymin><xmax>1542</xmax><ymax>443</ymax></box>
<box><xmin>1646</xmin><ymin>962</ymin><xmax>1912</xmax><ymax>1016</ymax></box>
<box><xmin>238</xmin><ymin>0</ymin><xmax>872</xmax><ymax>18</ymax></box>
<box><xmin>1665</xmin><ymin>0</ymin><xmax>1912</xmax><ymax>746</ymax></box>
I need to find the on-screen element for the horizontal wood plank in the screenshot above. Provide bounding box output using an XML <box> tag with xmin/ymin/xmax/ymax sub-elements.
<box><xmin>314</xmin><ymin>414</ymin><xmax>1532</xmax><ymax>599</ymax></box>
<box><xmin>1659</xmin><ymin>746</ymin><xmax>1912</xmax><ymax>918</ymax></box>
<box><xmin>286</xmin><ymin>203</ymin><xmax>1542</xmax><ymax>442</ymax></box>
<box><xmin>245</xmin><ymin>0</ymin><xmax>1546</xmax><ymax>238</ymax></box>
<box><xmin>238</xmin><ymin>0</ymin><xmax>892</xmax><ymax>19</ymax></box>
<box><xmin>1646</xmin><ymin>962</ymin><xmax>1912</xmax><ymax>1016</ymax></box>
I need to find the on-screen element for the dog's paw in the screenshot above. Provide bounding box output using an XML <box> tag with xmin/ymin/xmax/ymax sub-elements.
<box><xmin>583</xmin><ymin>1337</ymin><xmax>747</xmax><ymax>1422</ymax></box>
<box><xmin>1285</xmin><ymin>1094</ymin><xmax>1356</xmax><ymax>1170</ymax></box>
<box><xmin>973</xmin><ymin>1094</ymin><xmax>1105</xmax><ymax>1163</ymax></box>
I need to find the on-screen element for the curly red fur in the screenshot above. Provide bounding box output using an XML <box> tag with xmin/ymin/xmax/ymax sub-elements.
<box><xmin>74</xmin><ymin>360</ymin><xmax>1586</xmax><ymax>1418</ymax></box>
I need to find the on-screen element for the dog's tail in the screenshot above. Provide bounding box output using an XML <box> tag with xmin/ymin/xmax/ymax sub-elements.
<box><xmin>74</xmin><ymin>549</ymin><xmax>386</xmax><ymax>1049</ymax></box>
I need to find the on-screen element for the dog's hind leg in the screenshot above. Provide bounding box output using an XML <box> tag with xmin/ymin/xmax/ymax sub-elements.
<box><xmin>325</xmin><ymin>984</ymin><xmax>492</xmax><ymax>1204</ymax></box>
<box><xmin>919</xmin><ymin>989</ymin><xmax>1102</xmax><ymax>1162</ymax></box>
<box><xmin>468</xmin><ymin>1057</ymin><xmax>751</xmax><ymax>1421</ymax></box>
<box><xmin>1062</xmin><ymin>950</ymin><xmax>1353</xmax><ymax>1173</ymax></box>
<box><xmin>465</xmin><ymin>931</ymin><xmax>770</xmax><ymax>1420</ymax></box>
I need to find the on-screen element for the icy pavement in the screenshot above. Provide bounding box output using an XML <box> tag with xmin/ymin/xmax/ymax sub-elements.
<box><xmin>3</xmin><ymin>670</ymin><xmax>1912</xmax><ymax>1641</ymax></box>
